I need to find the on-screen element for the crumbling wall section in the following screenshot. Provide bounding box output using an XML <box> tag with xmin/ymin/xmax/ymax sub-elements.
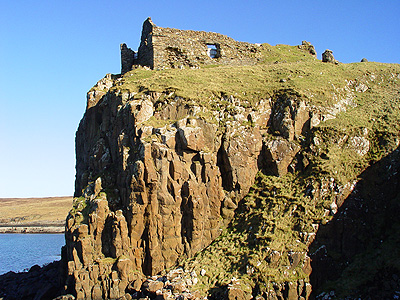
<box><xmin>120</xmin><ymin>44</ymin><xmax>135</xmax><ymax>74</ymax></box>
<box><xmin>134</xmin><ymin>18</ymin><xmax>263</xmax><ymax>70</ymax></box>
<box><xmin>136</xmin><ymin>18</ymin><xmax>155</xmax><ymax>69</ymax></box>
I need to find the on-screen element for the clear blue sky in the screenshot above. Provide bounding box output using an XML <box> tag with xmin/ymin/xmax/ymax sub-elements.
<box><xmin>0</xmin><ymin>0</ymin><xmax>399</xmax><ymax>198</ymax></box>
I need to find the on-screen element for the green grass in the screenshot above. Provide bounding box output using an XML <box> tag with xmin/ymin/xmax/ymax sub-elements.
<box><xmin>102</xmin><ymin>49</ymin><xmax>399</xmax><ymax>126</ymax></box>
<box><xmin>308</xmin><ymin>64</ymin><xmax>400</xmax><ymax>185</ymax></box>
<box><xmin>101</xmin><ymin>257</ymin><xmax>118</xmax><ymax>264</ymax></box>
<box><xmin>141</xmin><ymin>116</ymin><xmax>176</xmax><ymax>128</ymax></box>
<box><xmin>69</xmin><ymin>197</ymin><xmax>90</xmax><ymax>225</ymax></box>
<box><xmin>260</xmin><ymin>43</ymin><xmax>318</xmax><ymax>64</ymax></box>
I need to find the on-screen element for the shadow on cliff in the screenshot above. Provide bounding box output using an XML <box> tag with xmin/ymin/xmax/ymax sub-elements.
<box><xmin>309</xmin><ymin>145</ymin><xmax>400</xmax><ymax>299</ymax></box>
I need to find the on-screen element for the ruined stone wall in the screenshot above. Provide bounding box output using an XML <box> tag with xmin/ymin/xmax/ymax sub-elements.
<box><xmin>136</xmin><ymin>18</ymin><xmax>154</xmax><ymax>70</ymax></box>
<box><xmin>125</xmin><ymin>18</ymin><xmax>263</xmax><ymax>71</ymax></box>
<box><xmin>120</xmin><ymin>44</ymin><xmax>135</xmax><ymax>74</ymax></box>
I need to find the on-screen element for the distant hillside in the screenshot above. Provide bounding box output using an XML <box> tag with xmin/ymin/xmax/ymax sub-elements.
<box><xmin>0</xmin><ymin>196</ymin><xmax>72</xmax><ymax>233</ymax></box>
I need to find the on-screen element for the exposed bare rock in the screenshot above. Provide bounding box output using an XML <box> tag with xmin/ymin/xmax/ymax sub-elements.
<box><xmin>261</xmin><ymin>138</ymin><xmax>301</xmax><ymax>176</ymax></box>
<box><xmin>347</xmin><ymin>135</ymin><xmax>370</xmax><ymax>156</ymax></box>
<box><xmin>322</xmin><ymin>49</ymin><xmax>339</xmax><ymax>64</ymax></box>
<box><xmin>87</xmin><ymin>74</ymin><xmax>120</xmax><ymax>109</ymax></box>
<box><xmin>248</xmin><ymin>98</ymin><xmax>272</xmax><ymax>128</ymax></box>
<box><xmin>218</xmin><ymin>123</ymin><xmax>263</xmax><ymax>199</ymax></box>
<box><xmin>227</xmin><ymin>278</ymin><xmax>252</xmax><ymax>300</ymax></box>
<box><xmin>64</xmin><ymin>89</ymin><xmax>233</xmax><ymax>298</ymax></box>
<box><xmin>298</xmin><ymin>41</ymin><xmax>317</xmax><ymax>57</ymax></box>
<box><xmin>141</xmin><ymin>279</ymin><xmax>164</xmax><ymax>294</ymax></box>
<box><xmin>233</xmin><ymin>280</ymin><xmax>311</xmax><ymax>300</ymax></box>
<box><xmin>271</xmin><ymin>94</ymin><xmax>310</xmax><ymax>141</ymax></box>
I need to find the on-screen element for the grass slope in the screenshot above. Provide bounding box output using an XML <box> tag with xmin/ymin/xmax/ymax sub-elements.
<box><xmin>0</xmin><ymin>196</ymin><xmax>73</xmax><ymax>225</ymax></box>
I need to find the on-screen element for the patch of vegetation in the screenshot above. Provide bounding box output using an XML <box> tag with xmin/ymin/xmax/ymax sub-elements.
<box><xmin>260</xmin><ymin>43</ymin><xmax>317</xmax><ymax>64</ymax></box>
<box><xmin>69</xmin><ymin>192</ymin><xmax>107</xmax><ymax>225</ymax></box>
<box><xmin>141</xmin><ymin>116</ymin><xmax>176</xmax><ymax>128</ymax></box>
<box><xmin>308</xmin><ymin>65</ymin><xmax>400</xmax><ymax>186</ymax></box>
<box><xmin>101</xmin><ymin>257</ymin><xmax>118</xmax><ymax>264</ymax></box>
<box><xmin>69</xmin><ymin>197</ymin><xmax>91</xmax><ymax>225</ymax></box>
<box><xmin>0</xmin><ymin>196</ymin><xmax>72</xmax><ymax>225</ymax></box>
<box><xmin>183</xmin><ymin>172</ymin><xmax>327</xmax><ymax>296</ymax></box>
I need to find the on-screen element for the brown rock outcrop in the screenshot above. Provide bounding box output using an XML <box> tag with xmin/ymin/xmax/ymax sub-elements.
<box><xmin>298</xmin><ymin>41</ymin><xmax>317</xmax><ymax>57</ymax></box>
<box><xmin>270</xmin><ymin>94</ymin><xmax>310</xmax><ymax>141</ymax></box>
<box><xmin>262</xmin><ymin>138</ymin><xmax>301</xmax><ymax>177</ymax></box>
<box><xmin>322</xmin><ymin>49</ymin><xmax>339</xmax><ymax>64</ymax></box>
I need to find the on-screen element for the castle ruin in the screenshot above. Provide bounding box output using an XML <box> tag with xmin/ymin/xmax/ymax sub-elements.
<box><xmin>121</xmin><ymin>17</ymin><xmax>264</xmax><ymax>72</ymax></box>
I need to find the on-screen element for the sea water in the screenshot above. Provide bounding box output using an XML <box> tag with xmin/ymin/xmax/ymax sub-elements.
<box><xmin>0</xmin><ymin>233</ymin><xmax>65</xmax><ymax>275</ymax></box>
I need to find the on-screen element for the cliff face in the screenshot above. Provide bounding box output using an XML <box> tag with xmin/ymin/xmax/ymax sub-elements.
<box><xmin>64</xmin><ymin>79</ymin><xmax>288</xmax><ymax>299</ymax></box>
<box><xmin>61</xmin><ymin>30</ymin><xmax>400</xmax><ymax>299</ymax></box>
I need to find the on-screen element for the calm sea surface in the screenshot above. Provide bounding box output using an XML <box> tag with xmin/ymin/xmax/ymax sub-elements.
<box><xmin>0</xmin><ymin>233</ymin><xmax>65</xmax><ymax>275</ymax></box>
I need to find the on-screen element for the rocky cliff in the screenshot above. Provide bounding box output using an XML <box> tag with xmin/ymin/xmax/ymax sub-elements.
<box><xmin>59</xmin><ymin>28</ymin><xmax>400</xmax><ymax>300</ymax></box>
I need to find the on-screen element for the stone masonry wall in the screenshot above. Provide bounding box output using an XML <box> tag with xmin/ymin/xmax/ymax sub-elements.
<box><xmin>120</xmin><ymin>44</ymin><xmax>135</xmax><ymax>74</ymax></box>
<box><xmin>122</xmin><ymin>18</ymin><xmax>263</xmax><ymax>72</ymax></box>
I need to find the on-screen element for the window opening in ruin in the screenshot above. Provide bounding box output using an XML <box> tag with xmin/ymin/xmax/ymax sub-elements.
<box><xmin>207</xmin><ymin>44</ymin><xmax>218</xmax><ymax>58</ymax></box>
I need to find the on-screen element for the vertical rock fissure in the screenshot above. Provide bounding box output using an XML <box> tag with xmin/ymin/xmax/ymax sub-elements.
<box><xmin>217</xmin><ymin>142</ymin><xmax>234</xmax><ymax>191</ymax></box>
<box><xmin>180</xmin><ymin>181</ymin><xmax>194</xmax><ymax>248</ymax></box>
<box><xmin>141</xmin><ymin>225</ymin><xmax>152</xmax><ymax>276</ymax></box>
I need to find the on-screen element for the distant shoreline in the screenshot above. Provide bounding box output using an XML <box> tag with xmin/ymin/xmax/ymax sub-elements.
<box><xmin>0</xmin><ymin>196</ymin><xmax>72</xmax><ymax>234</ymax></box>
<box><xmin>0</xmin><ymin>223</ymin><xmax>65</xmax><ymax>234</ymax></box>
